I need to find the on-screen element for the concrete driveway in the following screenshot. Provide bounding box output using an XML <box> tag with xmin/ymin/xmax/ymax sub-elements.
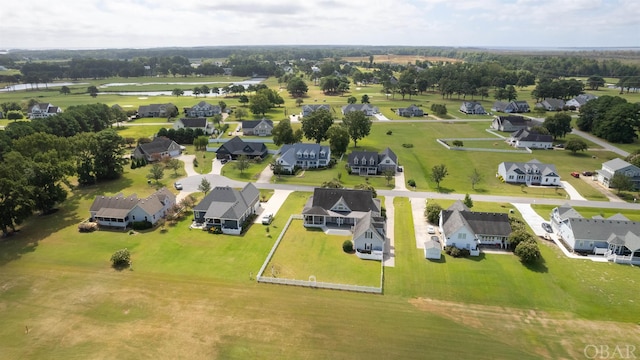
<box><xmin>410</xmin><ymin>198</ymin><xmax>429</xmax><ymax>249</ymax></box>
<box><xmin>178</xmin><ymin>154</ymin><xmax>198</xmax><ymax>177</ymax></box>
<box><xmin>253</xmin><ymin>190</ymin><xmax>293</xmax><ymax>223</ymax></box>
<box><xmin>512</xmin><ymin>203</ymin><xmax>548</xmax><ymax>237</ymax></box>
<box><xmin>383</xmin><ymin>196</ymin><xmax>395</xmax><ymax>267</ymax></box>
<box><xmin>560</xmin><ymin>181</ymin><xmax>586</xmax><ymax>201</ymax></box>
<box><xmin>255</xmin><ymin>164</ymin><xmax>273</xmax><ymax>184</ymax></box>
<box><xmin>211</xmin><ymin>158</ymin><xmax>224</xmax><ymax>175</ymax></box>
<box><xmin>394</xmin><ymin>168</ymin><xmax>408</xmax><ymax>191</ymax></box>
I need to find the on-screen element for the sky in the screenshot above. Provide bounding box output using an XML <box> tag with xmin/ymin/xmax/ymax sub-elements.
<box><xmin>1</xmin><ymin>0</ymin><xmax>639</xmax><ymax>50</ymax></box>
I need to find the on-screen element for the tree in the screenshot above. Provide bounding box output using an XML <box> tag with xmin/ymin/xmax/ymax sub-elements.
<box><xmin>301</xmin><ymin>108</ymin><xmax>333</xmax><ymax>143</ymax></box>
<box><xmin>452</xmin><ymin>140</ymin><xmax>463</xmax><ymax>147</ymax></box>
<box><xmin>0</xmin><ymin>152</ymin><xmax>35</xmax><ymax>235</ymax></box>
<box><xmin>468</xmin><ymin>168</ymin><xmax>483</xmax><ymax>190</ymax></box>
<box><xmin>354</xmin><ymin>183</ymin><xmax>377</xmax><ymax>198</ymax></box>
<box><xmin>610</xmin><ymin>173</ymin><xmax>635</xmax><ymax>195</ymax></box>
<box><xmin>514</xmin><ymin>240</ymin><xmax>541</xmax><ymax>264</ymax></box>
<box><xmin>198</xmin><ymin>177</ymin><xmax>211</xmax><ymax>194</ymax></box>
<box><xmin>361</xmin><ymin>94</ymin><xmax>370</xmax><ymax>104</ymax></box>
<box><xmin>110</xmin><ymin>248</ymin><xmax>131</xmax><ymax>268</ymax></box>
<box><xmin>347</xmin><ymin>96</ymin><xmax>357</xmax><ymax>104</ymax></box>
<box><xmin>508</xmin><ymin>230</ymin><xmax>535</xmax><ymax>249</ymax></box>
<box><xmin>425</xmin><ymin>202</ymin><xmax>442</xmax><ymax>224</ymax></box>
<box><xmin>60</xmin><ymin>86</ymin><xmax>70</xmax><ymax>95</ymax></box>
<box><xmin>166</xmin><ymin>158</ymin><xmax>181</xmax><ymax>175</ymax></box>
<box><xmin>542</xmin><ymin>113</ymin><xmax>572</xmax><ymax>139</ymax></box>
<box><xmin>218</xmin><ymin>101</ymin><xmax>227</xmax><ymax>112</ymax></box>
<box><xmin>233</xmin><ymin>107</ymin><xmax>247</xmax><ymax>121</ymax></box>
<box><xmin>383</xmin><ymin>169</ymin><xmax>395</xmax><ymax>186</ymax></box>
<box><xmin>286</xmin><ymin>77</ymin><xmax>308</xmax><ymax>97</ymax></box>
<box><xmin>249</xmin><ymin>93</ymin><xmax>271</xmax><ymax>116</ymax></box>
<box><xmin>586</xmin><ymin>75</ymin><xmax>605</xmax><ymax>91</ymax></box>
<box><xmin>295</xmin><ymin>98</ymin><xmax>304</xmax><ymax>107</ymax></box>
<box><xmin>238</xmin><ymin>94</ymin><xmax>249</xmax><ymax>105</ymax></box>
<box><xmin>343</xmin><ymin>111</ymin><xmax>372</xmax><ymax>148</ymax></box>
<box><xmin>564</xmin><ymin>139</ymin><xmax>588</xmax><ymax>154</ymax></box>
<box><xmin>93</xmin><ymin>129</ymin><xmax>126</xmax><ymax>181</ymax></box>
<box><xmin>87</xmin><ymin>85</ymin><xmax>99</xmax><ymax>98</ymax></box>
<box><xmin>529</xmin><ymin>125</ymin><xmax>550</xmax><ymax>135</ymax></box>
<box><xmin>200</xmin><ymin>85</ymin><xmax>210</xmax><ymax>97</ymax></box>
<box><xmin>172</xmin><ymin>88</ymin><xmax>184</xmax><ymax>97</ymax></box>
<box><xmin>147</xmin><ymin>163</ymin><xmax>164</xmax><ymax>184</ymax></box>
<box><xmin>7</xmin><ymin>110</ymin><xmax>23</xmax><ymax>121</ymax></box>
<box><xmin>431</xmin><ymin>164</ymin><xmax>448</xmax><ymax>191</ymax></box>
<box><xmin>272</xmin><ymin>119</ymin><xmax>298</xmax><ymax>146</ymax></box>
<box><xmin>193</xmin><ymin>87</ymin><xmax>201</xmax><ymax>98</ymax></box>
<box><xmin>235</xmin><ymin>155</ymin><xmax>250</xmax><ymax>173</ymax></box>
<box><xmin>326</xmin><ymin>125</ymin><xmax>349</xmax><ymax>156</ymax></box>
<box><xmin>463</xmin><ymin>194</ymin><xmax>473</xmax><ymax>208</ymax></box>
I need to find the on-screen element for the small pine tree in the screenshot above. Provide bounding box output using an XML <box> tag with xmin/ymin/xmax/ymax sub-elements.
<box><xmin>463</xmin><ymin>193</ymin><xmax>473</xmax><ymax>208</ymax></box>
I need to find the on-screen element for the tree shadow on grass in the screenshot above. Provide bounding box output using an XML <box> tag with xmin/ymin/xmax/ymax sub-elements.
<box><xmin>523</xmin><ymin>256</ymin><xmax>548</xmax><ymax>273</ymax></box>
<box><xmin>437</xmin><ymin>186</ymin><xmax>455</xmax><ymax>194</ymax></box>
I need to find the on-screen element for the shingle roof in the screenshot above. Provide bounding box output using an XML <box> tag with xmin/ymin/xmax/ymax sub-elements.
<box><xmin>441</xmin><ymin>209</ymin><xmax>511</xmax><ymax>238</ymax></box>
<box><xmin>217</xmin><ymin>136</ymin><xmax>267</xmax><ymax>157</ymax></box>
<box><xmin>569</xmin><ymin>217</ymin><xmax>640</xmax><ymax>249</ymax></box>
<box><xmin>348</xmin><ymin>151</ymin><xmax>378</xmax><ymax>166</ymax></box>
<box><xmin>138</xmin><ymin>137</ymin><xmax>178</xmax><ymax>155</ymax></box>
<box><xmin>242</xmin><ymin>119</ymin><xmax>273</xmax><ymax>130</ymax></box>
<box><xmin>512</xmin><ymin>129</ymin><xmax>553</xmax><ymax>143</ymax></box>
<box><xmin>500</xmin><ymin>160</ymin><xmax>559</xmax><ymax>177</ymax></box>
<box><xmin>495</xmin><ymin>115</ymin><xmax>529</xmax><ymax>126</ymax></box>
<box><xmin>178</xmin><ymin>117</ymin><xmax>207</xmax><ymax>128</ymax></box>
<box><xmin>303</xmin><ymin>188</ymin><xmax>380</xmax><ymax>215</ymax></box>
<box><xmin>603</xmin><ymin>158</ymin><xmax>635</xmax><ymax>172</ymax></box>
<box><xmin>279</xmin><ymin>143</ymin><xmax>330</xmax><ymax>165</ymax></box>
<box><xmin>90</xmin><ymin>188</ymin><xmax>174</xmax><ymax>219</ymax></box>
<box><xmin>379</xmin><ymin>147</ymin><xmax>397</xmax><ymax>164</ymax></box>
<box><xmin>194</xmin><ymin>183</ymin><xmax>259</xmax><ymax>220</ymax></box>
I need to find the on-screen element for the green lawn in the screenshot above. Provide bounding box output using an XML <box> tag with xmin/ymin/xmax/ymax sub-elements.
<box><xmin>220</xmin><ymin>155</ymin><xmax>272</xmax><ymax>181</ymax></box>
<box><xmin>272</xmin><ymin>159</ymin><xmax>394</xmax><ymax>189</ymax></box>
<box><xmin>531</xmin><ymin>204</ymin><xmax>640</xmax><ymax>222</ymax></box>
<box><xmin>262</xmin><ymin>220</ymin><xmax>381</xmax><ymax>287</ymax></box>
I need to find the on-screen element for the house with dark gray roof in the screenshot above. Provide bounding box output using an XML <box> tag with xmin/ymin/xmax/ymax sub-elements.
<box><xmin>193</xmin><ymin>183</ymin><xmax>260</xmax><ymax>235</ymax></box>
<box><xmin>497</xmin><ymin>159</ymin><xmax>560</xmax><ymax>186</ymax></box>
<box><xmin>301</xmin><ymin>104</ymin><xmax>331</xmax><ymax>117</ymax></box>
<box><xmin>565</xmin><ymin>94</ymin><xmax>597</xmax><ymax>110</ymax></box>
<box><xmin>596</xmin><ymin>158</ymin><xmax>640</xmax><ymax>190</ymax></box>
<box><xmin>302</xmin><ymin>188</ymin><xmax>385</xmax><ymax>260</ymax></box>
<box><xmin>29</xmin><ymin>102</ymin><xmax>62</xmax><ymax>119</ymax></box>
<box><xmin>348</xmin><ymin>147</ymin><xmax>398</xmax><ymax>176</ymax></box>
<box><xmin>550</xmin><ymin>204</ymin><xmax>640</xmax><ymax>264</ymax></box>
<box><xmin>507</xmin><ymin>128</ymin><xmax>553</xmax><ymax>149</ymax></box>
<box><xmin>133</xmin><ymin>137</ymin><xmax>182</xmax><ymax>161</ymax></box>
<box><xmin>459</xmin><ymin>101</ymin><xmax>486</xmax><ymax>115</ymax></box>
<box><xmin>395</xmin><ymin>104</ymin><xmax>424</xmax><ymax>117</ymax></box>
<box><xmin>491</xmin><ymin>115</ymin><xmax>530</xmax><ymax>132</ymax></box>
<box><xmin>89</xmin><ymin>187</ymin><xmax>175</xmax><ymax>229</ymax></box>
<box><xmin>341</xmin><ymin>104</ymin><xmax>378</xmax><ymax>116</ymax></box>
<box><xmin>184</xmin><ymin>101</ymin><xmax>221</xmax><ymax>117</ymax></box>
<box><xmin>438</xmin><ymin>201</ymin><xmax>512</xmax><ymax>255</ymax></box>
<box><xmin>137</xmin><ymin>103</ymin><xmax>177</xmax><ymax>118</ymax></box>
<box><xmin>242</xmin><ymin>118</ymin><xmax>273</xmax><ymax>136</ymax></box>
<box><xmin>491</xmin><ymin>100</ymin><xmax>530</xmax><ymax>114</ymax></box>
<box><xmin>535</xmin><ymin>98</ymin><xmax>565</xmax><ymax>111</ymax></box>
<box><xmin>215</xmin><ymin>136</ymin><xmax>268</xmax><ymax>160</ymax></box>
<box><xmin>276</xmin><ymin>143</ymin><xmax>331</xmax><ymax>174</ymax></box>
<box><xmin>173</xmin><ymin>117</ymin><xmax>213</xmax><ymax>134</ymax></box>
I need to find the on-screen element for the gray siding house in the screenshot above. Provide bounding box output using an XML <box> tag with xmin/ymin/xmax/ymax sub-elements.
<box><xmin>193</xmin><ymin>183</ymin><xmax>260</xmax><ymax>235</ymax></box>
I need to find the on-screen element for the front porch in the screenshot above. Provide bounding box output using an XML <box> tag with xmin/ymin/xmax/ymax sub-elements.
<box><xmin>355</xmin><ymin>249</ymin><xmax>384</xmax><ymax>260</ymax></box>
<box><xmin>606</xmin><ymin>253</ymin><xmax>640</xmax><ymax>265</ymax></box>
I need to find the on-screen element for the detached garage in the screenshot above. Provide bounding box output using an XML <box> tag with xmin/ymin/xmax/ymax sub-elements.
<box><xmin>424</xmin><ymin>239</ymin><xmax>441</xmax><ymax>260</ymax></box>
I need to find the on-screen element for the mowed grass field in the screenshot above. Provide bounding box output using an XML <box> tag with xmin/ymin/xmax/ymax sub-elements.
<box><xmin>1</xmin><ymin>169</ymin><xmax>640</xmax><ymax>358</ymax></box>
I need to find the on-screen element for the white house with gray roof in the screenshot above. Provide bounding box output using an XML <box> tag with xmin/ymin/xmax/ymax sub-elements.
<box><xmin>29</xmin><ymin>102</ymin><xmax>62</xmax><ymax>119</ymax></box>
<box><xmin>565</xmin><ymin>94</ymin><xmax>597</xmax><ymax>110</ymax></box>
<box><xmin>192</xmin><ymin>183</ymin><xmax>260</xmax><ymax>235</ymax></box>
<box><xmin>550</xmin><ymin>204</ymin><xmax>640</xmax><ymax>264</ymax></box>
<box><xmin>596</xmin><ymin>158</ymin><xmax>640</xmax><ymax>190</ymax></box>
<box><xmin>89</xmin><ymin>187</ymin><xmax>175</xmax><ymax>229</ymax></box>
<box><xmin>497</xmin><ymin>159</ymin><xmax>560</xmax><ymax>186</ymax></box>
<box><xmin>348</xmin><ymin>148</ymin><xmax>398</xmax><ymax>176</ymax></box>
<box><xmin>459</xmin><ymin>101</ymin><xmax>486</xmax><ymax>115</ymax></box>
<box><xmin>341</xmin><ymin>104</ymin><xmax>379</xmax><ymax>116</ymax></box>
<box><xmin>241</xmin><ymin>119</ymin><xmax>273</xmax><ymax>136</ymax></box>
<box><xmin>276</xmin><ymin>143</ymin><xmax>331</xmax><ymax>174</ymax></box>
<box><xmin>301</xmin><ymin>104</ymin><xmax>331</xmax><ymax>117</ymax></box>
<box><xmin>173</xmin><ymin>117</ymin><xmax>213</xmax><ymax>134</ymax></box>
<box><xmin>507</xmin><ymin>129</ymin><xmax>553</xmax><ymax>149</ymax></box>
<box><xmin>184</xmin><ymin>101</ymin><xmax>221</xmax><ymax>117</ymax></box>
<box><xmin>438</xmin><ymin>201</ymin><xmax>512</xmax><ymax>255</ymax></box>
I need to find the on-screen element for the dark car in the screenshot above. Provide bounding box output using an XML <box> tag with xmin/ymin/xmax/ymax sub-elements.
<box><xmin>541</xmin><ymin>222</ymin><xmax>552</xmax><ymax>233</ymax></box>
<box><xmin>582</xmin><ymin>171</ymin><xmax>594</xmax><ymax>176</ymax></box>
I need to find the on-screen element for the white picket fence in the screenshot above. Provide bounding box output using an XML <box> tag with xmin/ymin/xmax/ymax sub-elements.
<box><xmin>256</xmin><ymin>215</ymin><xmax>384</xmax><ymax>294</ymax></box>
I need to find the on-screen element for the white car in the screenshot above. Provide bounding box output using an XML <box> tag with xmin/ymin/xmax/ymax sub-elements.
<box><xmin>261</xmin><ymin>213</ymin><xmax>273</xmax><ymax>225</ymax></box>
<box><xmin>427</xmin><ymin>225</ymin><xmax>435</xmax><ymax>234</ymax></box>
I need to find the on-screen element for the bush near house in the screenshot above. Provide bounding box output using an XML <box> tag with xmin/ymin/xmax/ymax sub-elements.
<box><xmin>342</xmin><ymin>240</ymin><xmax>354</xmax><ymax>253</ymax></box>
<box><xmin>131</xmin><ymin>221</ymin><xmax>153</xmax><ymax>230</ymax></box>
<box><xmin>444</xmin><ymin>245</ymin><xmax>470</xmax><ymax>258</ymax></box>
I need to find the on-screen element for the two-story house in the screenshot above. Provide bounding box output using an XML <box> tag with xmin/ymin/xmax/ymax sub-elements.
<box><xmin>29</xmin><ymin>103</ymin><xmax>62</xmax><ymax>119</ymax></box>
<box><xmin>497</xmin><ymin>159</ymin><xmax>560</xmax><ymax>186</ymax></box>
<box><xmin>459</xmin><ymin>101</ymin><xmax>487</xmax><ymax>115</ymax></box>
<box><xmin>348</xmin><ymin>148</ymin><xmax>398</xmax><ymax>176</ymax></box>
<box><xmin>301</xmin><ymin>104</ymin><xmax>331</xmax><ymax>117</ymax></box>
<box><xmin>596</xmin><ymin>158</ymin><xmax>640</xmax><ymax>190</ymax></box>
<box><xmin>341</xmin><ymin>104</ymin><xmax>379</xmax><ymax>116</ymax></box>
<box><xmin>184</xmin><ymin>101</ymin><xmax>221</xmax><ymax>117</ymax></box>
<box><xmin>396</xmin><ymin>105</ymin><xmax>424</xmax><ymax>117</ymax></box>
<box><xmin>242</xmin><ymin>119</ymin><xmax>273</xmax><ymax>136</ymax></box>
<box><xmin>276</xmin><ymin>143</ymin><xmax>331</xmax><ymax>174</ymax></box>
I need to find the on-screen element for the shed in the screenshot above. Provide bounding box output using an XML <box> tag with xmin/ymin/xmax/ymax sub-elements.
<box><xmin>424</xmin><ymin>239</ymin><xmax>442</xmax><ymax>260</ymax></box>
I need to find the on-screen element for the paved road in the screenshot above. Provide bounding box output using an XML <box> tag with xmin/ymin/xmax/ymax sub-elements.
<box><xmin>570</xmin><ymin>128</ymin><xmax>629</xmax><ymax>157</ymax></box>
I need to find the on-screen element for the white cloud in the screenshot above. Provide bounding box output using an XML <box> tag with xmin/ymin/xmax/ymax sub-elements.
<box><xmin>0</xmin><ymin>0</ymin><xmax>638</xmax><ymax>49</ymax></box>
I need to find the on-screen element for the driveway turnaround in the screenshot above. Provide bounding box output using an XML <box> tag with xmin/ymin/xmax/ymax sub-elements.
<box><xmin>253</xmin><ymin>190</ymin><xmax>293</xmax><ymax>223</ymax></box>
<box><xmin>383</xmin><ymin>196</ymin><xmax>395</xmax><ymax>267</ymax></box>
<box><xmin>177</xmin><ymin>154</ymin><xmax>198</xmax><ymax>177</ymax></box>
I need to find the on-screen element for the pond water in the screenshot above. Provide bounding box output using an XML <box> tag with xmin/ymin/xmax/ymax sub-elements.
<box><xmin>0</xmin><ymin>82</ymin><xmax>88</xmax><ymax>92</ymax></box>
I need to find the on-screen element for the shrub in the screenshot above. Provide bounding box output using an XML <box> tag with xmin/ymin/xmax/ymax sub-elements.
<box><xmin>342</xmin><ymin>240</ymin><xmax>354</xmax><ymax>253</ymax></box>
<box><xmin>444</xmin><ymin>246</ymin><xmax>469</xmax><ymax>258</ymax></box>
<box><xmin>110</xmin><ymin>248</ymin><xmax>131</xmax><ymax>268</ymax></box>
<box><xmin>386</xmin><ymin>130</ymin><xmax>392</xmax><ymax>135</ymax></box>
<box><xmin>514</xmin><ymin>239</ymin><xmax>541</xmax><ymax>264</ymax></box>
<box><xmin>407</xmin><ymin>179</ymin><xmax>416</xmax><ymax>187</ymax></box>
<box><xmin>402</xmin><ymin>143</ymin><xmax>414</xmax><ymax>148</ymax></box>
<box><xmin>130</xmin><ymin>220</ymin><xmax>152</xmax><ymax>230</ymax></box>
<box><xmin>78</xmin><ymin>222</ymin><xmax>98</xmax><ymax>232</ymax></box>
<box><xmin>425</xmin><ymin>202</ymin><xmax>442</xmax><ymax>224</ymax></box>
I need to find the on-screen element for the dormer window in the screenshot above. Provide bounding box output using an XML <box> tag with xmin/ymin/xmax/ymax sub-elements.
<box><xmin>310</xmin><ymin>151</ymin><xmax>315</xmax><ymax>158</ymax></box>
<box><xmin>303</xmin><ymin>152</ymin><xmax>308</xmax><ymax>158</ymax></box>
<box><xmin>354</xmin><ymin>158</ymin><xmax>358</xmax><ymax>165</ymax></box>
<box><xmin>297</xmin><ymin>151</ymin><xmax>302</xmax><ymax>158</ymax></box>
<box><xmin>320</xmin><ymin>150</ymin><xmax>325</xmax><ymax>157</ymax></box>
<box><xmin>369</xmin><ymin>159</ymin><xmax>375</xmax><ymax>165</ymax></box>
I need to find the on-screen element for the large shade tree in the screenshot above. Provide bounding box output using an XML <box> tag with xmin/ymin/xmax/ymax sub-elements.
<box><xmin>342</xmin><ymin>111</ymin><xmax>372</xmax><ymax>148</ymax></box>
<box><xmin>301</xmin><ymin>108</ymin><xmax>334</xmax><ymax>143</ymax></box>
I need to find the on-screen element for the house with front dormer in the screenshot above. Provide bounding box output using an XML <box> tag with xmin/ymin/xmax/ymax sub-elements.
<box><xmin>497</xmin><ymin>159</ymin><xmax>560</xmax><ymax>186</ymax></box>
<box><xmin>348</xmin><ymin>148</ymin><xmax>398</xmax><ymax>176</ymax></box>
<box><xmin>550</xmin><ymin>204</ymin><xmax>640</xmax><ymax>264</ymax></box>
<box><xmin>492</xmin><ymin>101</ymin><xmax>530</xmax><ymax>113</ymax></box>
<box><xmin>396</xmin><ymin>105</ymin><xmax>424</xmax><ymax>117</ymax></box>
<box><xmin>133</xmin><ymin>137</ymin><xmax>182</xmax><ymax>162</ymax></box>
<box><xmin>341</xmin><ymin>104</ymin><xmax>379</xmax><ymax>116</ymax></box>
<box><xmin>535</xmin><ymin>98</ymin><xmax>565</xmax><ymax>111</ymax></box>
<box><xmin>491</xmin><ymin>115</ymin><xmax>530</xmax><ymax>132</ymax></box>
<box><xmin>507</xmin><ymin>128</ymin><xmax>553</xmax><ymax>149</ymax></box>
<box><xmin>301</xmin><ymin>104</ymin><xmax>331</xmax><ymax>117</ymax></box>
<box><xmin>215</xmin><ymin>136</ymin><xmax>268</xmax><ymax>160</ymax></box>
<box><xmin>184</xmin><ymin>101</ymin><xmax>221</xmax><ymax>117</ymax></box>
<box><xmin>29</xmin><ymin>103</ymin><xmax>62</xmax><ymax>119</ymax></box>
<box><xmin>242</xmin><ymin>119</ymin><xmax>273</xmax><ymax>136</ymax></box>
<box><xmin>459</xmin><ymin>101</ymin><xmax>487</xmax><ymax>115</ymax></box>
<box><xmin>137</xmin><ymin>103</ymin><xmax>177</xmax><ymax>118</ymax></box>
<box><xmin>439</xmin><ymin>201</ymin><xmax>512</xmax><ymax>255</ymax></box>
<box><xmin>89</xmin><ymin>187</ymin><xmax>176</xmax><ymax>229</ymax></box>
<box><xmin>302</xmin><ymin>188</ymin><xmax>386</xmax><ymax>260</ymax></box>
<box><xmin>276</xmin><ymin>143</ymin><xmax>331</xmax><ymax>174</ymax></box>
<box><xmin>596</xmin><ymin>158</ymin><xmax>640</xmax><ymax>190</ymax></box>
<box><xmin>192</xmin><ymin>183</ymin><xmax>260</xmax><ymax>235</ymax></box>
<box><xmin>173</xmin><ymin>117</ymin><xmax>213</xmax><ymax>134</ymax></box>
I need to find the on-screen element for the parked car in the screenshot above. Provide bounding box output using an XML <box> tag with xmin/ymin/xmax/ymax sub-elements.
<box><xmin>554</xmin><ymin>143</ymin><xmax>565</xmax><ymax>148</ymax></box>
<box><xmin>221</xmin><ymin>158</ymin><xmax>229</xmax><ymax>164</ymax></box>
<box><xmin>582</xmin><ymin>171</ymin><xmax>594</xmax><ymax>176</ymax></box>
<box><xmin>570</xmin><ymin>172</ymin><xmax>580</xmax><ymax>178</ymax></box>
<box><xmin>261</xmin><ymin>213</ymin><xmax>273</xmax><ymax>225</ymax></box>
<box><xmin>541</xmin><ymin>222</ymin><xmax>553</xmax><ymax>233</ymax></box>
<box><xmin>174</xmin><ymin>182</ymin><xmax>183</xmax><ymax>190</ymax></box>
<box><xmin>427</xmin><ymin>225</ymin><xmax>435</xmax><ymax>234</ymax></box>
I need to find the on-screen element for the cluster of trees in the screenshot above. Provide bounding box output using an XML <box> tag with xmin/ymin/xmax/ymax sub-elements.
<box><xmin>576</xmin><ymin>96</ymin><xmax>640</xmax><ymax>143</ymax></box>
<box><xmin>531</xmin><ymin>78</ymin><xmax>584</xmax><ymax>101</ymax></box>
<box><xmin>157</xmin><ymin>127</ymin><xmax>206</xmax><ymax>145</ymax></box>
<box><xmin>249</xmin><ymin>88</ymin><xmax>284</xmax><ymax>116</ymax></box>
<box><xmin>541</xmin><ymin>113</ymin><xmax>572</xmax><ymax>140</ymax></box>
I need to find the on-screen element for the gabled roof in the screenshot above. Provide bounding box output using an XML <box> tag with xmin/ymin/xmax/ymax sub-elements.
<box><xmin>217</xmin><ymin>136</ymin><xmax>268</xmax><ymax>157</ymax></box>
<box><xmin>539</xmin><ymin>98</ymin><xmax>565</xmax><ymax>109</ymax></box>
<box><xmin>90</xmin><ymin>187</ymin><xmax>174</xmax><ymax>218</ymax></box>
<box><xmin>191</xmin><ymin>100</ymin><xmax>218</xmax><ymax>108</ymax></box>
<box><xmin>194</xmin><ymin>183</ymin><xmax>260</xmax><ymax>220</ymax></box>
<box><xmin>138</xmin><ymin>137</ymin><xmax>180</xmax><ymax>156</ymax></box>
<box><xmin>511</xmin><ymin>129</ymin><xmax>553</xmax><ymax>143</ymax></box>
<box><xmin>279</xmin><ymin>143</ymin><xmax>330</xmax><ymax>165</ymax></box>
<box><xmin>447</xmin><ymin>200</ymin><xmax>470</xmax><ymax>212</ymax></box>
<box><xmin>500</xmin><ymin>160</ymin><xmax>559</xmax><ymax>177</ymax></box>
<box><xmin>441</xmin><ymin>208</ymin><xmax>511</xmax><ymax>237</ymax></box>
<box><xmin>495</xmin><ymin>115</ymin><xmax>529</xmax><ymax>126</ymax></box>
<box><xmin>178</xmin><ymin>117</ymin><xmax>208</xmax><ymax>128</ymax></box>
<box><xmin>342</xmin><ymin>104</ymin><xmax>375</xmax><ymax>113</ymax></box>
<box><xmin>302</xmin><ymin>104</ymin><xmax>330</xmax><ymax>112</ymax></box>
<box><xmin>569</xmin><ymin>217</ymin><xmax>640</xmax><ymax>246</ymax></box>
<box><xmin>603</xmin><ymin>158</ymin><xmax>637</xmax><ymax>172</ymax></box>
<box><xmin>242</xmin><ymin>119</ymin><xmax>273</xmax><ymax>130</ymax></box>
<box><xmin>348</xmin><ymin>150</ymin><xmax>378</xmax><ymax>165</ymax></box>
<box><xmin>379</xmin><ymin>147</ymin><xmax>397</xmax><ymax>164</ymax></box>
<box><xmin>556</xmin><ymin>203</ymin><xmax>584</xmax><ymax>219</ymax></box>
<box><xmin>303</xmin><ymin>188</ymin><xmax>380</xmax><ymax>215</ymax></box>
